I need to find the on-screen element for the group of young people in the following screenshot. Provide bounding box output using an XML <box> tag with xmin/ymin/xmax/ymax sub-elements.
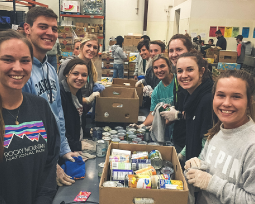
<box><xmin>0</xmin><ymin>5</ymin><xmax>255</xmax><ymax>204</ymax></box>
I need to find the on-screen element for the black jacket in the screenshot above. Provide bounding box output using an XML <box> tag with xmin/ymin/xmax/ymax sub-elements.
<box><xmin>184</xmin><ymin>78</ymin><xmax>213</xmax><ymax>160</ymax></box>
<box><xmin>60</xmin><ymin>81</ymin><xmax>87</xmax><ymax>151</ymax></box>
<box><xmin>216</xmin><ymin>36</ymin><xmax>227</xmax><ymax>50</ymax></box>
<box><xmin>144</xmin><ymin>66</ymin><xmax>160</xmax><ymax>89</ymax></box>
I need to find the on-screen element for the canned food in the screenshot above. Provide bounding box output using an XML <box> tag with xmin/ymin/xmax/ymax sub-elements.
<box><xmin>103</xmin><ymin>181</ymin><xmax>117</xmax><ymax>187</ymax></box>
<box><xmin>129</xmin><ymin>128</ymin><xmax>137</xmax><ymax>133</ymax></box>
<box><xmin>115</xmin><ymin>126</ymin><xmax>123</xmax><ymax>130</ymax></box>
<box><xmin>103</xmin><ymin>126</ymin><xmax>112</xmax><ymax>132</ymax></box>
<box><xmin>116</xmin><ymin>182</ymin><xmax>124</xmax><ymax>187</ymax></box>
<box><xmin>159</xmin><ymin>104</ymin><xmax>171</xmax><ymax>112</ymax></box>
<box><xmin>126</xmin><ymin>131</ymin><xmax>134</xmax><ymax>136</ymax></box>
<box><xmin>127</xmin><ymin>134</ymin><xmax>137</xmax><ymax>141</ymax></box>
<box><xmin>117</xmin><ymin>133</ymin><xmax>125</xmax><ymax>140</ymax></box>
<box><xmin>96</xmin><ymin>140</ymin><xmax>106</xmax><ymax>157</ymax></box>
<box><xmin>148</xmin><ymin>142</ymin><xmax>160</xmax><ymax>146</ymax></box>
<box><xmin>111</xmin><ymin>138</ymin><xmax>120</xmax><ymax>144</ymax></box>
<box><xmin>142</xmin><ymin>126</ymin><xmax>151</xmax><ymax>142</ymax></box>
<box><xmin>138</xmin><ymin>141</ymin><xmax>147</xmax><ymax>145</ymax></box>
<box><xmin>111</xmin><ymin>135</ymin><xmax>118</xmax><ymax>139</ymax></box>
<box><xmin>119</xmin><ymin>141</ymin><xmax>129</xmax><ymax>144</ymax></box>
<box><xmin>102</xmin><ymin>136</ymin><xmax>111</xmax><ymax>149</ymax></box>
<box><xmin>132</xmin><ymin>138</ymin><xmax>142</xmax><ymax>144</ymax></box>
<box><xmin>92</xmin><ymin>127</ymin><xmax>102</xmax><ymax>141</ymax></box>
<box><xmin>102</xmin><ymin>132</ymin><xmax>111</xmax><ymax>137</ymax></box>
<box><xmin>130</xmin><ymin>141</ymin><xmax>138</xmax><ymax>144</ymax></box>
<box><xmin>98</xmin><ymin>162</ymin><xmax>105</xmax><ymax>177</ymax></box>
<box><xmin>109</xmin><ymin>130</ymin><xmax>118</xmax><ymax>135</ymax></box>
<box><xmin>136</xmin><ymin>129</ymin><xmax>145</xmax><ymax>140</ymax></box>
<box><xmin>118</xmin><ymin>129</ymin><xmax>126</xmax><ymax>134</ymax></box>
<box><xmin>149</xmin><ymin>150</ymin><xmax>163</xmax><ymax>170</ymax></box>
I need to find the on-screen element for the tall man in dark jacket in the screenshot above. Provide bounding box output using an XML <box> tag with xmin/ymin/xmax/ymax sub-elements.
<box><xmin>215</xmin><ymin>30</ymin><xmax>227</xmax><ymax>50</ymax></box>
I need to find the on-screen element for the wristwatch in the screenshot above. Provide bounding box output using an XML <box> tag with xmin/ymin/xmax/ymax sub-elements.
<box><xmin>177</xmin><ymin>111</ymin><xmax>183</xmax><ymax>120</ymax></box>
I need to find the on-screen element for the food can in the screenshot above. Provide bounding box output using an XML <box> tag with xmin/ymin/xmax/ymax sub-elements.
<box><xmin>111</xmin><ymin>138</ymin><xmax>120</xmax><ymax>144</ymax></box>
<box><xmin>103</xmin><ymin>126</ymin><xmax>112</xmax><ymax>132</ymax></box>
<box><xmin>111</xmin><ymin>134</ymin><xmax>118</xmax><ymax>139</ymax></box>
<box><xmin>129</xmin><ymin>128</ymin><xmax>137</xmax><ymax>133</ymax></box>
<box><xmin>118</xmin><ymin>129</ymin><xmax>126</xmax><ymax>134</ymax></box>
<box><xmin>117</xmin><ymin>132</ymin><xmax>125</xmax><ymax>140</ymax></box>
<box><xmin>119</xmin><ymin>141</ymin><xmax>129</xmax><ymax>144</ymax></box>
<box><xmin>127</xmin><ymin>134</ymin><xmax>137</xmax><ymax>141</ymax></box>
<box><xmin>102</xmin><ymin>136</ymin><xmax>111</xmax><ymax>149</ymax></box>
<box><xmin>103</xmin><ymin>181</ymin><xmax>117</xmax><ymax>187</ymax></box>
<box><xmin>115</xmin><ymin>126</ymin><xmax>123</xmax><ymax>130</ymax></box>
<box><xmin>132</xmin><ymin>138</ymin><xmax>142</xmax><ymax>144</ymax></box>
<box><xmin>109</xmin><ymin>130</ymin><xmax>118</xmax><ymax>135</ymax></box>
<box><xmin>98</xmin><ymin>162</ymin><xmax>105</xmax><ymax>177</ymax></box>
<box><xmin>149</xmin><ymin>150</ymin><xmax>163</xmax><ymax>170</ymax></box>
<box><xmin>96</xmin><ymin>140</ymin><xmax>106</xmax><ymax>157</ymax></box>
<box><xmin>138</xmin><ymin>141</ymin><xmax>147</xmax><ymax>145</ymax></box>
<box><xmin>92</xmin><ymin>127</ymin><xmax>102</xmax><ymax>141</ymax></box>
<box><xmin>136</xmin><ymin>129</ymin><xmax>145</xmax><ymax>140</ymax></box>
<box><xmin>102</xmin><ymin>132</ymin><xmax>111</xmax><ymax>137</ymax></box>
<box><xmin>148</xmin><ymin>142</ymin><xmax>160</xmax><ymax>146</ymax></box>
<box><xmin>159</xmin><ymin>104</ymin><xmax>170</xmax><ymax>112</ymax></box>
<box><xmin>142</xmin><ymin>126</ymin><xmax>151</xmax><ymax>142</ymax></box>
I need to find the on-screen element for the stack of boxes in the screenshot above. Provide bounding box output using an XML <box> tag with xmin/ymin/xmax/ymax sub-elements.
<box><xmin>74</xmin><ymin>22</ymin><xmax>103</xmax><ymax>38</ymax></box>
<box><xmin>123</xmin><ymin>35</ymin><xmax>141</xmax><ymax>52</ymax></box>
<box><xmin>58</xmin><ymin>26</ymin><xmax>74</xmax><ymax>58</ymax></box>
<box><xmin>101</xmin><ymin>53</ymin><xmax>114</xmax><ymax>79</ymax></box>
<box><xmin>217</xmin><ymin>50</ymin><xmax>240</xmax><ymax>71</ymax></box>
<box><xmin>128</xmin><ymin>53</ymin><xmax>138</xmax><ymax>78</ymax></box>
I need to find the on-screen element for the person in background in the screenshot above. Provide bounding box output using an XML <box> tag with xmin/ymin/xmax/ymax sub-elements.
<box><xmin>192</xmin><ymin>37</ymin><xmax>201</xmax><ymax>52</ymax></box>
<box><xmin>141</xmin><ymin>35</ymin><xmax>150</xmax><ymax>41</ymax></box>
<box><xmin>164</xmin><ymin>51</ymin><xmax>213</xmax><ymax>162</ymax></box>
<box><xmin>58</xmin><ymin>34</ymin><xmax>100</xmax><ymax>107</ymax></box>
<box><xmin>111</xmin><ymin>35</ymin><xmax>127</xmax><ymax>78</ymax></box>
<box><xmin>201</xmin><ymin>39</ymin><xmax>214</xmax><ymax>57</ymax></box>
<box><xmin>185</xmin><ymin>70</ymin><xmax>255</xmax><ymax>204</ymax></box>
<box><xmin>60</xmin><ymin>58</ymin><xmax>92</xmax><ymax>151</ymax></box>
<box><xmin>0</xmin><ymin>30</ymin><xmax>59</xmax><ymax>204</ymax></box>
<box><xmin>160</xmin><ymin>34</ymin><xmax>192</xmax><ymax>153</ymax></box>
<box><xmin>134</xmin><ymin>40</ymin><xmax>151</xmax><ymax>80</ymax></box>
<box><xmin>197</xmin><ymin>35</ymin><xmax>201</xmax><ymax>41</ymax></box>
<box><xmin>215</xmin><ymin>30</ymin><xmax>227</xmax><ymax>50</ymax></box>
<box><xmin>236</xmin><ymin>35</ymin><xmax>245</xmax><ymax>68</ymax></box>
<box><xmin>23</xmin><ymin>6</ymin><xmax>78</xmax><ymax>187</ymax></box>
<box><xmin>47</xmin><ymin>38</ymin><xmax>61</xmax><ymax>72</ymax></box>
<box><xmin>17</xmin><ymin>22</ymin><xmax>25</xmax><ymax>36</ymax></box>
<box><xmin>208</xmin><ymin>39</ymin><xmax>214</xmax><ymax>45</ymax></box>
<box><xmin>73</xmin><ymin>38</ymin><xmax>82</xmax><ymax>56</ymax></box>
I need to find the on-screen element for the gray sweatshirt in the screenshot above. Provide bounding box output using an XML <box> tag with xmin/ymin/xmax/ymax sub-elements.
<box><xmin>111</xmin><ymin>45</ymin><xmax>126</xmax><ymax>64</ymax></box>
<box><xmin>197</xmin><ymin>118</ymin><xmax>255</xmax><ymax>204</ymax></box>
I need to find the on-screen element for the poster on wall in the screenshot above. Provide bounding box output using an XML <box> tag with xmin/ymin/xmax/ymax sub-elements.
<box><xmin>232</xmin><ymin>27</ymin><xmax>239</xmax><ymax>37</ymax></box>
<box><xmin>242</xmin><ymin>27</ymin><xmax>250</xmax><ymax>38</ymax></box>
<box><xmin>218</xmin><ymin>27</ymin><xmax>225</xmax><ymax>36</ymax></box>
<box><xmin>209</xmin><ymin>26</ymin><xmax>217</xmax><ymax>37</ymax></box>
<box><xmin>253</xmin><ymin>28</ymin><xmax>255</xmax><ymax>38</ymax></box>
<box><xmin>224</xmin><ymin>27</ymin><xmax>232</xmax><ymax>38</ymax></box>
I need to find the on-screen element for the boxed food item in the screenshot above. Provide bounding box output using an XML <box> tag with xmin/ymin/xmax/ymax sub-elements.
<box><xmin>204</xmin><ymin>58</ymin><xmax>214</xmax><ymax>64</ymax></box>
<box><xmin>219</xmin><ymin>51</ymin><xmax>237</xmax><ymax>63</ymax></box>
<box><xmin>60</xmin><ymin>44</ymin><xmax>73</xmax><ymax>52</ymax></box>
<box><xmin>123</xmin><ymin>36</ymin><xmax>134</xmax><ymax>46</ymax></box>
<box><xmin>124</xmin><ymin>70</ymin><xmax>128</xmax><ymax>78</ymax></box>
<box><xmin>58</xmin><ymin>32</ymin><xmax>73</xmax><ymax>38</ymax></box>
<box><xmin>124</xmin><ymin>62</ymin><xmax>129</xmax><ymax>70</ymax></box>
<box><xmin>133</xmin><ymin>35</ymin><xmax>142</xmax><ymax>46</ymax></box>
<box><xmin>61</xmin><ymin>1</ymin><xmax>80</xmax><ymax>13</ymax></box>
<box><xmin>129</xmin><ymin>52</ymin><xmax>139</xmax><ymax>63</ymax></box>
<box><xmin>129</xmin><ymin>62</ymin><xmax>136</xmax><ymax>71</ymax></box>
<box><xmin>123</xmin><ymin>46</ymin><xmax>137</xmax><ymax>52</ymax></box>
<box><xmin>99</xmin><ymin>143</ymin><xmax>188</xmax><ymax>204</ymax></box>
<box><xmin>58</xmin><ymin>26</ymin><xmax>73</xmax><ymax>33</ymax></box>
<box><xmin>217</xmin><ymin>62</ymin><xmax>241</xmax><ymax>70</ymax></box>
<box><xmin>206</xmin><ymin>46</ymin><xmax>221</xmax><ymax>63</ymax></box>
<box><xmin>102</xmin><ymin>61</ymin><xmax>114</xmax><ymax>69</ymax></box>
<box><xmin>59</xmin><ymin>38</ymin><xmax>73</xmax><ymax>45</ymax></box>
<box><xmin>95</xmin><ymin>87</ymin><xmax>139</xmax><ymax>123</ymax></box>
<box><xmin>61</xmin><ymin>52</ymin><xmax>73</xmax><ymax>57</ymax></box>
<box><xmin>101</xmin><ymin>69</ymin><xmax>113</xmax><ymax>77</ymax></box>
<box><xmin>111</xmin><ymin>78</ymin><xmax>143</xmax><ymax>107</ymax></box>
<box><xmin>101</xmin><ymin>53</ymin><xmax>114</xmax><ymax>60</ymax></box>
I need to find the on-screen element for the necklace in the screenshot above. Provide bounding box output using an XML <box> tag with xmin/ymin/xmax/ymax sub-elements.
<box><xmin>6</xmin><ymin>107</ymin><xmax>20</xmax><ymax>125</ymax></box>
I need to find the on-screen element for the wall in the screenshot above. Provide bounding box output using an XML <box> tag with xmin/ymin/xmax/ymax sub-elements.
<box><xmin>189</xmin><ymin>0</ymin><xmax>255</xmax><ymax>50</ymax></box>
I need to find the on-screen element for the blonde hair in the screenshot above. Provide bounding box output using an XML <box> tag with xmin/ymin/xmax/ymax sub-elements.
<box><xmin>206</xmin><ymin>70</ymin><xmax>255</xmax><ymax>140</ymax></box>
<box><xmin>80</xmin><ymin>34</ymin><xmax>98</xmax><ymax>82</ymax></box>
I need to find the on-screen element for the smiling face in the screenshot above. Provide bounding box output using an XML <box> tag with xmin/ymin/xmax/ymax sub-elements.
<box><xmin>73</xmin><ymin>42</ymin><xmax>81</xmax><ymax>56</ymax></box>
<box><xmin>213</xmin><ymin>77</ymin><xmax>249</xmax><ymax>129</ymax></box>
<box><xmin>81</xmin><ymin>40</ymin><xmax>98</xmax><ymax>60</ymax></box>
<box><xmin>150</xmin><ymin>44</ymin><xmax>162</xmax><ymax>58</ymax></box>
<box><xmin>168</xmin><ymin>39</ymin><xmax>188</xmax><ymax>66</ymax></box>
<box><xmin>0</xmin><ymin>39</ymin><xmax>32</xmax><ymax>92</ymax></box>
<box><xmin>66</xmin><ymin>64</ymin><xmax>88</xmax><ymax>94</ymax></box>
<box><xmin>153</xmin><ymin>58</ymin><xmax>170</xmax><ymax>80</ymax></box>
<box><xmin>177</xmin><ymin>57</ymin><xmax>204</xmax><ymax>94</ymax></box>
<box><xmin>140</xmin><ymin>45</ymin><xmax>150</xmax><ymax>60</ymax></box>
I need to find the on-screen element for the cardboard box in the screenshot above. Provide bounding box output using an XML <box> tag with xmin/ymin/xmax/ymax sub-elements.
<box><xmin>58</xmin><ymin>26</ymin><xmax>73</xmax><ymax>33</ymax></box>
<box><xmin>124</xmin><ymin>70</ymin><xmax>128</xmax><ymax>78</ymax></box>
<box><xmin>124</xmin><ymin>62</ymin><xmax>129</xmax><ymax>70</ymax></box>
<box><xmin>112</xmin><ymin>78</ymin><xmax>143</xmax><ymax>107</ymax></box>
<box><xmin>99</xmin><ymin>24</ymin><xmax>103</xmax><ymax>33</ymax></box>
<box><xmin>58</xmin><ymin>32</ymin><xmax>73</xmax><ymax>38</ymax></box>
<box><xmin>60</xmin><ymin>44</ymin><xmax>73</xmax><ymax>52</ymax></box>
<box><xmin>102</xmin><ymin>61</ymin><xmax>114</xmax><ymax>69</ymax></box>
<box><xmin>217</xmin><ymin>62</ymin><xmax>241</xmax><ymax>70</ymax></box>
<box><xmin>206</xmin><ymin>46</ymin><xmax>221</xmax><ymax>63</ymax></box>
<box><xmin>75</xmin><ymin>22</ymin><xmax>83</xmax><ymax>27</ymax></box>
<box><xmin>95</xmin><ymin>87</ymin><xmax>139</xmax><ymax>123</ymax></box>
<box><xmin>219</xmin><ymin>51</ymin><xmax>237</xmax><ymax>63</ymax></box>
<box><xmin>133</xmin><ymin>35</ymin><xmax>142</xmax><ymax>46</ymax></box>
<box><xmin>59</xmin><ymin>38</ymin><xmax>73</xmax><ymax>45</ymax></box>
<box><xmin>129</xmin><ymin>62</ymin><xmax>136</xmax><ymax>71</ymax></box>
<box><xmin>102</xmin><ymin>69</ymin><xmax>114</xmax><ymax>77</ymax></box>
<box><xmin>61</xmin><ymin>1</ymin><xmax>80</xmax><ymax>13</ymax></box>
<box><xmin>123</xmin><ymin>46</ymin><xmax>137</xmax><ymax>52</ymax></box>
<box><xmin>73</xmin><ymin>26</ymin><xmax>86</xmax><ymax>35</ymax></box>
<box><xmin>99</xmin><ymin>143</ymin><xmax>188</xmax><ymax>204</ymax></box>
<box><xmin>101</xmin><ymin>53</ymin><xmax>114</xmax><ymax>60</ymax></box>
<box><xmin>123</xmin><ymin>36</ymin><xmax>134</xmax><ymax>46</ymax></box>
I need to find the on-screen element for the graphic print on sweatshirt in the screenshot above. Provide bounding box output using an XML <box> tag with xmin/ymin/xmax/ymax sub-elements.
<box><xmin>34</xmin><ymin>79</ymin><xmax>57</xmax><ymax>102</ymax></box>
<box><xmin>4</xmin><ymin>121</ymin><xmax>47</xmax><ymax>162</ymax></box>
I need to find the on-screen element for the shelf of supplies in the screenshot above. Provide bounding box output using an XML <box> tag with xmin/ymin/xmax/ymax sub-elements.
<box><xmin>60</xmin><ymin>14</ymin><xmax>104</xmax><ymax>19</ymax></box>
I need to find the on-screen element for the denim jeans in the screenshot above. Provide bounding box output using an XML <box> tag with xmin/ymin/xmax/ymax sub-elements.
<box><xmin>113</xmin><ymin>63</ymin><xmax>124</xmax><ymax>78</ymax></box>
<box><xmin>47</xmin><ymin>55</ymin><xmax>57</xmax><ymax>72</ymax></box>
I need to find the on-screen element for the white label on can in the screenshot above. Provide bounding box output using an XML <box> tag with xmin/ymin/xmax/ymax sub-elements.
<box><xmin>104</xmin><ymin>112</ymin><xmax>109</xmax><ymax>117</ymax></box>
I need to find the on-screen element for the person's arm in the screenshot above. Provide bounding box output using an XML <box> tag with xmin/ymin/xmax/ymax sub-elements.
<box><xmin>118</xmin><ymin>47</ymin><xmax>127</xmax><ymax>59</ymax></box>
<box><xmin>206</xmin><ymin>145</ymin><xmax>255</xmax><ymax>203</ymax></box>
<box><xmin>35</xmin><ymin>102</ymin><xmax>60</xmax><ymax>204</ymax></box>
<box><xmin>142</xmin><ymin>112</ymin><xmax>154</xmax><ymax>126</ymax></box>
<box><xmin>237</xmin><ymin>43</ymin><xmax>242</xmax><ymax>57</ymax></box>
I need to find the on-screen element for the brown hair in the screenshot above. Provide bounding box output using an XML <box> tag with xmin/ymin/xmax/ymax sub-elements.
<box><xmin>80</xmin><ymin>34</ymin><xmax>98</xmax><ymax>82</ymax></box>
<box><xmin>152</xmin><ymin>54</ymin><xmax>172</xmax><ymax>73</ymax></box>
<box><xmin>26</xmin><ymin>7</ymin><xmax>58</xmax><ymax>26</ymax></box>
<box><xmin>63</xmin><ymin>58</ymin><xmax>88</xmax><ymax>76</ymax></box>
<box><xmin>206</xmin><ymin>70</ymin><xmax>255</xmax><ymax>140</ymax></box>
<box><xmin>168</xmin><ymin>34</ymin><xmax>193</xmax><ymax>54</ymax></box>
<box><xmin>177</xmin><ymin>51</ymin><xmax>211</xmax><ymax>82</ymax></box>
<box><xmin>150</xmin><ymin>40</ymin><xmax>166</xmax><ymax>52</ymax></box>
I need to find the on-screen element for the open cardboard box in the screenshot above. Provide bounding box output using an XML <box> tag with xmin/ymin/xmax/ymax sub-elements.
<box><xmin>111</xmin><ymin>78</ymin><xmax>143</xmax><ymax>107</ymax></box>
<box><xmin>99</xmin><ymin>143</ymin><xmax>189</xmax><ymax>204</ymax></box>
<box><xmin>95</xmin><ymin>87</ymin><xmax>139</xmax><ymax>123</ymax></box>
<box><xmin>219</xmin><ymin>50</ymin><xmax>237</xmax><ymax>63</ymax></box>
